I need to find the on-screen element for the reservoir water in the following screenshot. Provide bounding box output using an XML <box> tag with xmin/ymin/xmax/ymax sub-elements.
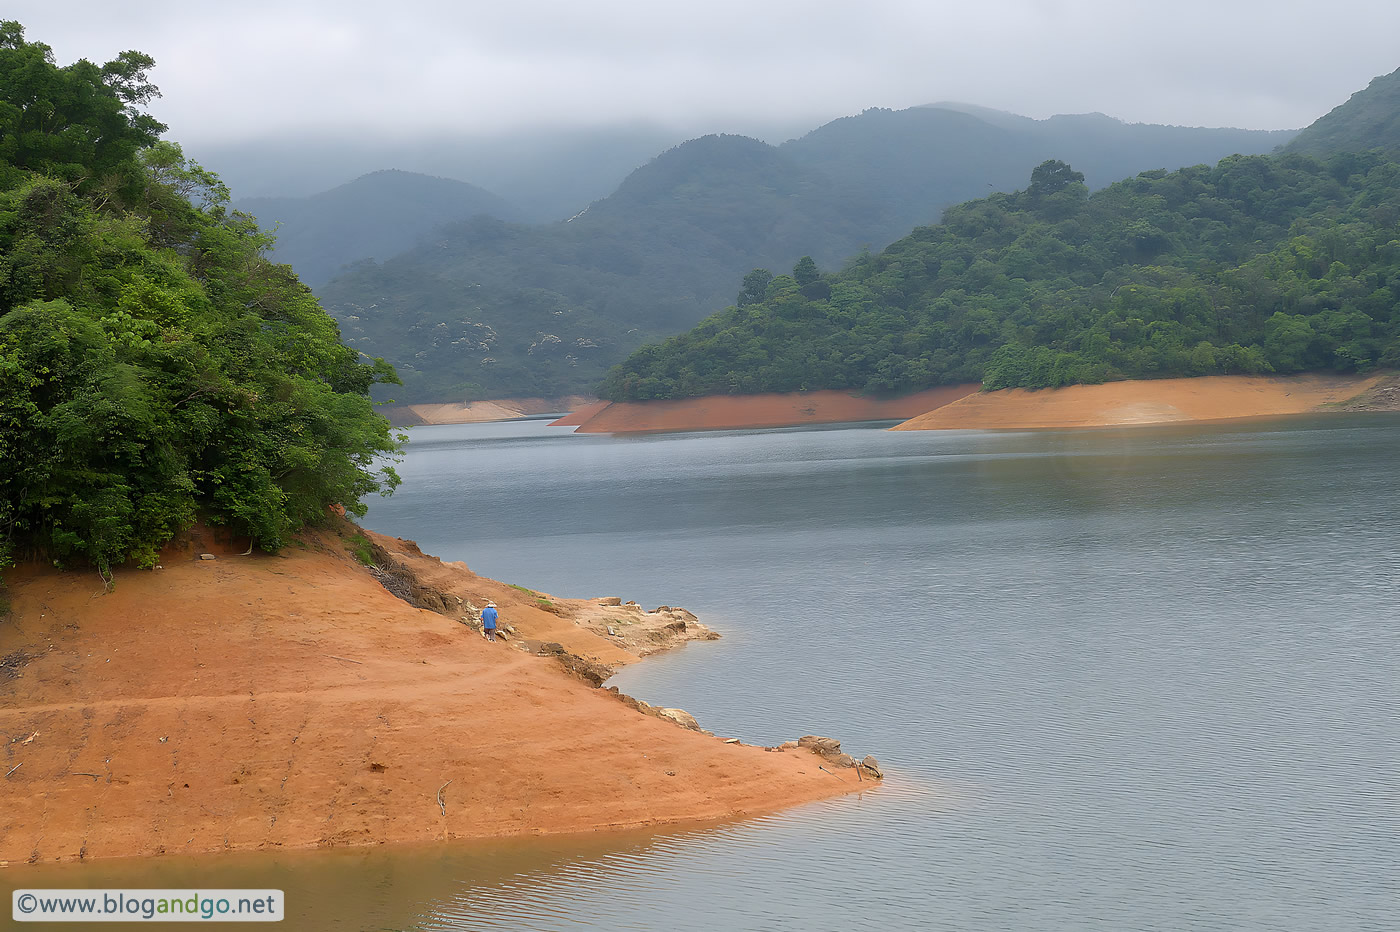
<box><xmin>16</xmin><ymin>415</ymin><xmax>1399</xmax><ymax>930</ymax></box>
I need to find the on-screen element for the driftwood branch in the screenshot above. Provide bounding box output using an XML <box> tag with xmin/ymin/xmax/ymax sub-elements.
<box><xmin>325</xmin><ymin>655</ymin><xmax>363</xmax><ymax>665</ymax></box>
<box><xmin>5</xmin><ymin>762</ymin><xmax>20</xmax><ymax>777</ymax></box>
<box><xmin>68</xmin><ymin>772</ymin><xmax>101</xmax><ymax>779</ymax></box>
<box><xmin>436</xmin><ymin>780</ymin><xmax>452</xmax><ymax>816</ymax></box>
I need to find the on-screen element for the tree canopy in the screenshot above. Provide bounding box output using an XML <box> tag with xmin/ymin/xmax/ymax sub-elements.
<box><xmin>598</xmin><ymin>154</ymin><xmax>1400</xmax><ymax>400</ymax></box>
<box><xmin>0</xmin><ymin>22</ymin><xmax>401</xmax><ymax>577</ymax></box>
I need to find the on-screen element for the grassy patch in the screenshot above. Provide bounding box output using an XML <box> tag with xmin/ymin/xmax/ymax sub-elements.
<box><xmin>349</xmin><ymin>533</ymin><xmax>375</xmax><ymax>567</ymax></box>
<box><xmin>508</xmin><ymin>583</ymin><xmax>536</xmax><ymax>596</ymax></box>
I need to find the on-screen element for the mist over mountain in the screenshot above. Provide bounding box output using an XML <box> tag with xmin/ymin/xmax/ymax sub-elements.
<box><xmin>600</xmin><ymin>67</ymin><xmax>1400</xmax><ymax>402</ymax></box>
<box><xmin>235</xmin><ymin>171</ymin><xmax>519</xmax><ymax>287</ymax></box>
<box><xmin>194</xmin><ymin>118</ymin><xmax>817</xmax><ymax>221</ymax></box>
<box><xmin>303</xmin><ymin>103</ymin><xmax>1297</xmax><ymax>402</ymax></box>
<box><xmin>782</xmin><ymin>105</ymin><xmax>1297</xmax><ymax>251</ymax></box>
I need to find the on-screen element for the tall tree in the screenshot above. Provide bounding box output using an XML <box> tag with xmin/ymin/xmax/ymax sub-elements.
<box><xmin>737</xmin><ymin>268</ymin><xmax>773</xmax><ymax>306</ymax></box>
<box><xmin>0</xmin><ymin>22</ymin><xmax>165</xmax><ymax>194</ymax></box>
<box><xmin>0</xmin><ymin>24</ymin><xmax>401</xmax><ymax>576</ymax></box>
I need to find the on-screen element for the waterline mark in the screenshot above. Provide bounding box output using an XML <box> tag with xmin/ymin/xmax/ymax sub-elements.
<box><xmin>13</xmin><ymin>889</ymin><xmax>283</xmax><ymax>922</ymax></box>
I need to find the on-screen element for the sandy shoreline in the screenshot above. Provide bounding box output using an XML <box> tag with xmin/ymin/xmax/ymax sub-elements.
<box><xmin>0</xmin><ymin>524</ymin><xmax>874</xmax><ymax>867</ymax></box>
<box><xmin>381</xmin><ymin>373</ymin><xmax>1394</xmax><ymax>436</ymax></box>
<box><xmin>539</xmin><ymin>373</ymin><xmax>1392</xmax><ymax>435</ymax></box>
<box><xmin>892</xmin><ymin>373</ymin><xmax>1390</xmax><ymax>431</ymax></box>
<box><xmin>559</xmin><ymin>386</ymin><xmax>981</xmax><ymax>433</ymax></box>
<box><xmin>383</xmin><ymin>396</ymin><xmax>595</xmax><ymax>427</ymax></box>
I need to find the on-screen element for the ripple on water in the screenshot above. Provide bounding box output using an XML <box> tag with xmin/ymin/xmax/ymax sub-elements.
<box><xmin>353</xmin><ymin>415</ymin><xmax>1400</xmax><ymax>932</ymax></box>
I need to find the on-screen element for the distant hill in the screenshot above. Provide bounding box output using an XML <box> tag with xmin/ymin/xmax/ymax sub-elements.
<box><xmin>315</xmin><ymin>107</ymin><xmax>1297</xmax><ymax>402</ymax></box>
<box><xmin>318</xmin><ymin>135</ymin><xmax>836</xmax><ymax>402</ymax></box>
<box><xmin>197</xmin><ymin>122</ymin><xmax>765</xmax><ymax>220</ymax></box>
<box><xmin>234</xmin><ymin>170</ymin><xmax>517</xmax><ymax>287</ymax></box>
<box><xmin>1285</xmin><ymin>66</ymin><xmax>1400</xmax><ymax>157</ymax></box>
<box><xmin>598</xmin><ymin>152</ymin><xmax>1400</xmax><ymax>401</ymax></box>
<box><xmin>782</xmin><ymin>106</ymin><xmax>1297</xmax><ymax>251</ymax></box>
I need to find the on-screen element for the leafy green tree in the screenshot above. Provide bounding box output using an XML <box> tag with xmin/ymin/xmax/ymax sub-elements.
<box><xmin>737</xmin><ymin>268</ymin><xmax>773</xmax><ymax>306</ymax></box>
<box><xmin>0</xmin><ymin>25</ymin><xmax>402</xmax><ymax>578</ymax></box>
<box><xmin>793</xmin><ymin>256</ymin><xmax>819</xmax><ymax>286</ymax></box>
<box><xmin>1027</xmin><ymin>159</ymin><xmax>1086</xmax><ymax>198</ymax></box>
<box><xmin>0</xmin><ymin>22</ymin><xmax>164</xmax><ymax>196</ymax></box>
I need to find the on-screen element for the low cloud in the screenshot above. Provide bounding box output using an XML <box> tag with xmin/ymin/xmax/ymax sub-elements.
<box><xmin>7</xmin><ymin>0</ymin><xmax>1398</xmax><ymax>144</ymax></box>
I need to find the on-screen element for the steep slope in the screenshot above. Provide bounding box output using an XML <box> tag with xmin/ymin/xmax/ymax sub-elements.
<box><xmin>319</xmin><ymin>109</ymin><xmax>1295</xmax><ymax>402</ymax></box>
<box><xmin>1286</xmin><ymin>66</ymin><xmax>1400</xmax><ymax>158</ymax></box>
<box><xmin>235</xmin><ymin>170</ymin><xmax>518</xmax><ymax>286</ymax></box>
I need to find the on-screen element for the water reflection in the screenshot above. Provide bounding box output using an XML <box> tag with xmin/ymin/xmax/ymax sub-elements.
<box><xmin>3</xmin><ymin>785</ymin><xmax>948</xmax><ymax>932</ymax></box>
<box><xmin>6</xmin><ymin>415</ymin><xmax>1395</xmax><ymax>931</ymax></box>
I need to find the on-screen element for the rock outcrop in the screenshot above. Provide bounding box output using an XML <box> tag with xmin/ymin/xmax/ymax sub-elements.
<box><xmin>799</xmin><ymin>736</ymin><xmax>884</xmax><ymax>779</ymax></box>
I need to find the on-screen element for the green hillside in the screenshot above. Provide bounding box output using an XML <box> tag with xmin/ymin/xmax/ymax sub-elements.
<box><xmin>316</xmin><ymin>135</ymin><xmax>871</xmax><ymax>401</ymax></box>
<box><xmin>1286</xmin><ymin>67</ymin><xmax>1400</xmax><ymax>158</ymax></box>
<box><xmin>598</xmin><ymin>154</ymin><xmax>1400</xmax><ymax>400</ymax></box>
<box><xmin>318</xmin><ymin>111</ymin><xmax>1291</xmax><ymax>402</ymax></box>
<box><xmin>235</xmin><ymin>170</ymin><xmax>519</xmax><ymax>286</ymax></box>
<box><xmin>0</xmin><ymin>23</ymin><xmax>400</xmax><ymax>575</ymax></box>
<box><xmin>782</xmin><ymin>106</ymin><xmax>1296</xmax><ymax>254</ymax></box>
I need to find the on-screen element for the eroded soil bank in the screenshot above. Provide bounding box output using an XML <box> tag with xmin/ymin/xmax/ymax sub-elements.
<box><xmin>0</xmin><ymin>524</ymin><xmax>874</xmax><ymax>866</ymax></box>
<box><xmin>558</xmin><ymin>386</ymin><xmax>981</xmax><ymax>433</ymax></box>
<box><xmin>892</xmin><ymin>373</ymin><xmax>1391</xmax><ymax>431</ymax></box>
<box><xmin>384</xmin><ymin>395</ymin><xmax>594</xmax><ymax>427</ymax></box>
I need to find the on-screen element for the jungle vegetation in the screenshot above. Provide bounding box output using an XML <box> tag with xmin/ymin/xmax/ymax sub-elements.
<box><xmin>598</xmin><ymin>153</ymin><xmax>1400</xmax><ymax>399</ymax></box>
<box><xmin>306</xmin><ymin>113</ymin><xmax>1289</xmax><ymax>402</ymax></box>
<box><xmin>0</xmin><ymin>22</ymin><xmax>401</xmax><ymax>577</ymax></box>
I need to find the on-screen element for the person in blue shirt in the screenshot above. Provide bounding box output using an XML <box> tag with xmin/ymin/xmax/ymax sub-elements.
<box><xmin>481</xmin><ymin>601</ymin><xmax>499</xmax><ymax>641</ymax></box>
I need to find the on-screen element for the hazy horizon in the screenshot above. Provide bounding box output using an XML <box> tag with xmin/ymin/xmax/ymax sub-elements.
<box><xmin>6</xmin><ymin>0</ymin><xmax>1397</xmax><ymax>149</ymax></box>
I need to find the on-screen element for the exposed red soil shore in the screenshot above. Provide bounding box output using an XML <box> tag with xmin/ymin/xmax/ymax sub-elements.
<box><xmin>384</xmin><ymin>395</ymin><xmax>594</xmax><ymax>427</ymax></box>
<box><xmin>546</xmin><ymin>400</ymin><xmax>612</xmax><ymax>427</ymax></box>
<box><xmin>0</xmin><ymin>525</ymin><xmax>871</xmax><ymax>867</ymax></box>
<box><xmin>892</xmin><ymin>373</ymin><xmax>1387</xmax><ymax>431</ymax></box>
<box><xmin>559</xmin><ymin>386</ymin><xmax>981</xmax><ymax>433</ymax></box>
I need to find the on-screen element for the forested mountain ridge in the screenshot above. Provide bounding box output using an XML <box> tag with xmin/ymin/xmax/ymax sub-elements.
<box><xmin>314</xmin><ymin>109</ymin><xmax>1292</xmax><ymax>402</ymax></box>
<box><xmin>597</xmin><ymin>152</ymin><xmax>1400</xmax><ymax>400</ymax></box>
<box><xmin>0</xmin><ymin>22</ymin><xmax>399</xmax><ymax>574</ymax></box>
<box><xmin>1286</xmin><ymin>66</ymin><xmax>1400</xmax><ymax>158</ymax></box>
<box><xmin>317</xmin><ymin>133</ymin><xmax>881</xmax><ymax>402</ymax></box>
<box><xmin>234</xmin><ymin>170</ymin><xmax>519</xmax><ymax>286</ymax></box>
<box><xmin>782</xmin><ymin>105</ymin><xmax>1297</xmax><ymax>253</ymax></box>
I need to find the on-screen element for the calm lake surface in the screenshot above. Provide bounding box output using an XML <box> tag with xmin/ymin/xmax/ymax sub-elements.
<box><xmin>16</xmin><ymin>414</ymin><xmax>1399</xmax><ymax>930</ymax></box>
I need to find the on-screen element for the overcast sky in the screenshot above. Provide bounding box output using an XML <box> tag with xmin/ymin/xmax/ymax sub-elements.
<box><xmin>9</xmin><ymin>0</ymin><xmax>1400</xmax><ymax>144</ymax></box>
